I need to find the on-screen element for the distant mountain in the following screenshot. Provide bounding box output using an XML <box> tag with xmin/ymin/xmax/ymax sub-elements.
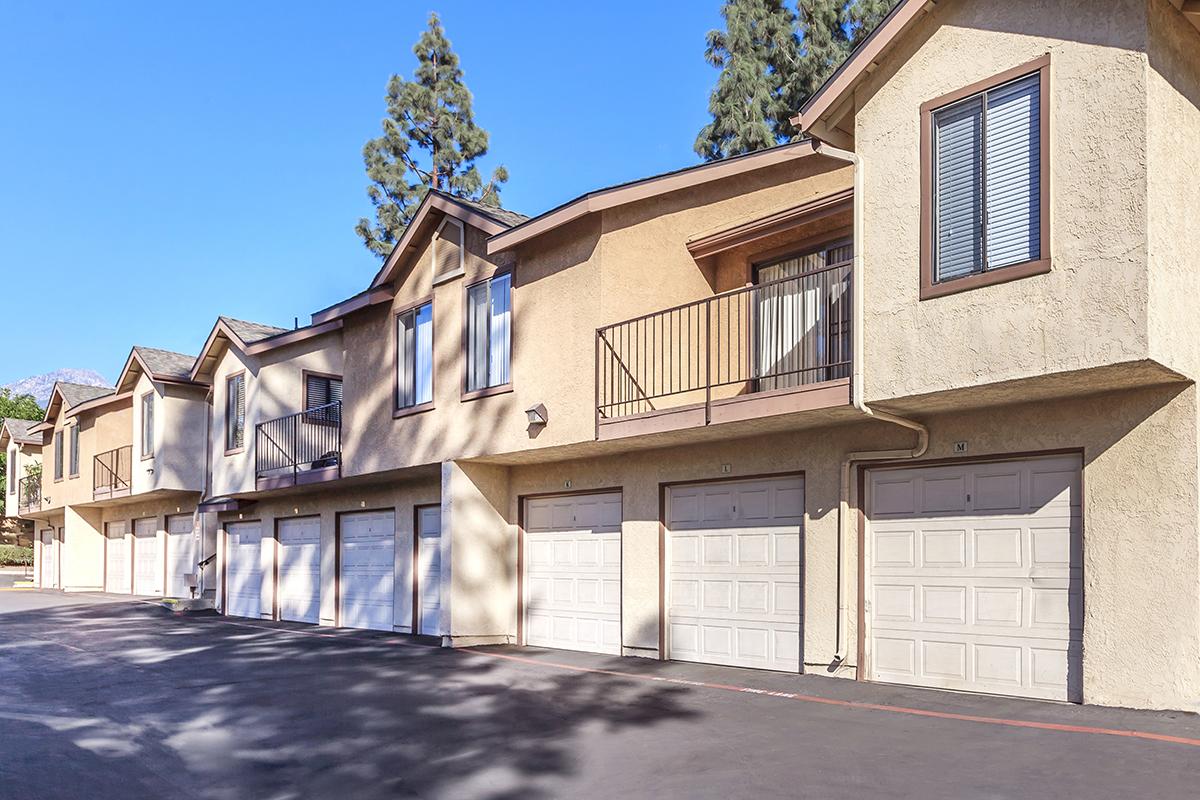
<box><xmin>3</xmin><ymin>369</ymin><xmax>110</xmax><ymax>408</ymax></box>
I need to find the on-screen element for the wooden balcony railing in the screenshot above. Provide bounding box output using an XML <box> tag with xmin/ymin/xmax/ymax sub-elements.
<box><xmin>17</xmin><ymin>470</ymin><xmax>41</xmax><ymax>513</ymax></box>
<box><xmin>94</xmin><ymin>445</ymin><xmax>132</xmax><ymax>499</ymax></box>
<box><xmin>254</xmin><ymin>401</ymin><xmax>341</xmax><ymax>490</ymax></box>
<box><xmin>595</xmin><ymin>258</ymin><xmax>852</xmax><ymax>435</ymax></box>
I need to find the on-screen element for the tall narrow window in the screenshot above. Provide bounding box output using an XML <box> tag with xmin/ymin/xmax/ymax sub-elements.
<box><xmin>304</xmin><ymin>373</ymin><xmax>342</xmax><ymax>424</ymax></box>
<box><xmin>225</xmin><ymin>373</ymin><xmax>245</xmax><ymax>452</ymax></box>
<box><xmin>921</xmin><ymin>57</ymin><xmax>1049</xmax><ymax>298</ymax></box>
<box><xmin>69</xmin><ymin>425</ymin><xmax>80</xmax><ymax>477</ymax></box>
<box><xmin>53</xmin><ymin>431</ymin><xmax>63</xmax><ymax>480</ymax></box>
<box><xmin>141</xmin><ymin>392</ymin><xmax>154</xmax><ymax>458</ymax></box>
<box><xmin>465</xmin><ymin>273</ymin><xmax>511</xmax><ymax>393</ymax></box>
<box><xmin>396</xmin><ymin>302</ymin><xmax>434</xmax><ymax>409</ymax></box>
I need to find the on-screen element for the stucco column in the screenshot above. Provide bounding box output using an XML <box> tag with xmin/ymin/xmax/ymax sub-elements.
<box><xmin>441</xmin><ymin>460</ymin><xmax>514</xmax><ymax>646</ymax></box>
<box><xmin>63</xmin><ymin>505</ymin><xmax>104</xmax><ymax>592</ymax></box>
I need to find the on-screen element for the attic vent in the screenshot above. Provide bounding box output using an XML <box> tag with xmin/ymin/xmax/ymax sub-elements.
<box><xmin>433</xmin><ymin>218</ymin><xmax>464</xmax><ymax>279</ymax></box>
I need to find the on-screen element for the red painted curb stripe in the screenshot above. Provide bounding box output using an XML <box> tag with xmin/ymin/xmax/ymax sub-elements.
<box><xmin>463</xmin><ymin>648</ymin><xmax>1200</xmax><ymax>749</ymax></box>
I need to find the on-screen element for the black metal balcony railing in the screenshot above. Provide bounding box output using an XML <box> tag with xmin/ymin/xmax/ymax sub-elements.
<box><xmin>595</xmin><ymin>259</ymin><xmax>852</xmax><ymax>424</ymax></box>
<box><xmin>94</xmin><ymin>445</ymin><xmax>132</xmax><ymax>499</ymax></box>
<box><xmin>255</xmin><ymin>401</ymin><xmax>341</xmax><ymax>485</ymax></box>
<box><xmin>17</xmin><ymin>470</ymin><xmax>41</xmax><ymax>513</ymax></box>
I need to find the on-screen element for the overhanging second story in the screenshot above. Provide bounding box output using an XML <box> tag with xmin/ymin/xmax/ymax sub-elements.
<box><xmin>3</xmin><ymin>418</ymin><xmax>42</xmax><ymax>517</ymax></box>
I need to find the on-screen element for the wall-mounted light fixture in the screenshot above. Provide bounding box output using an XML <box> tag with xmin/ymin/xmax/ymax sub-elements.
<box><xmin>526</xmin><ymin>403</ymin><xmax>548</xmax><ymax>427</ymax></box>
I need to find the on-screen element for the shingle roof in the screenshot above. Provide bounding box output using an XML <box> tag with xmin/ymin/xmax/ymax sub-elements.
<box><xmin>57</xmin><ymin>382</ymin><xmax>114</xmax><ymax>408</ymax></box>
<box><xmin>219</xmin><ymin>316</ymin><xmax>289</xmax><ymax>344</ymax></box>
<box><xmin>133</xmin><ymin>346</ymin><xmax>195</xmax><ymax>380</ymax></box>
<box><xmin>439</xmin><ymin>192</ymin><xmax>530</xmax><ymax>228</ymax></box>
<box><xmin>1</xmin><ymin>418</ymin><xmax>40</xmax><ymax>445</ymax></box>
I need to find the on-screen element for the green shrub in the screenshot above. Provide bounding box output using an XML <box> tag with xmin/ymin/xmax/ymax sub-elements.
<box><xmin>0</xmin><ymin>545</ymin><xmax>33</xmax><ymax>567</ymax></box>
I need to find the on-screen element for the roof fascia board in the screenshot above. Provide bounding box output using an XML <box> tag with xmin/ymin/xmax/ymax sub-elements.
<box><xmin>311</xmin><ymin>285</ymin><xmax>396</xmax><ymax>325</ymax></box>
<box><xmin>189</xmin><ymin>319</ymin><xmax>245</xmax><ymax>383</ymax></box>
<box><xmin>487</xmin><ymin>140</ymin><xmax>819</xmax><ymax>255</ymax></box>
<box><xmin>244</xmin><ymin>319</ymin><xmax>343</xmax><ymax>356</ymax></box>
<box><xmin>63</xmin><ymin>390</ymin><xmax>133</xmax><ymax>420</ymax></box>
<box><xmin>792</xmin><ymin>0</ymin><xmax>931</xmax><ymax>133</ymax></box>
<box><xmin>686</xmin><ymin>188</ymin><xmax>854</xmax><ymax>260</ymax></box>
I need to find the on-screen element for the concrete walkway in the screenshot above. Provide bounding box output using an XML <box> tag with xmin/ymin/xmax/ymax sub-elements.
<box><xmin>1</xmin><ymin>591</ymin><xmax>1197</xmax><ymax>799</ymax></box>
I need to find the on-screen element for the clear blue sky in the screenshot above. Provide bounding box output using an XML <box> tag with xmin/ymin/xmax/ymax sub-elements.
<box><xmin>0</xmin><ymin>1</ymin><xmax>722</xmax><ymax>386</ymax></box>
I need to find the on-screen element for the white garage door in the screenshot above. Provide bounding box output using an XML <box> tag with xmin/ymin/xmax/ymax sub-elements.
<box><xmin>866</xmin><ymin>455</ymin><xmax>1083</xmax><ymax>702</ymax></box>
<box><xmin>524</xmin><ymin>492</ymin><xmax>621</xmax><ymax>655</ymax></box>
<box><xmin>667</xmin><ymin>477</ymin><xmax>803</xmax><ymax>672</ymax></box>
<box><xmin>105</xmin><ymin>521</ymin><xmax>131</xmax><ymax>594</ymax></box>
<box><xmin>166</xmin><ymin>514</ymin><xmax>197</xmax><ymax>598</ymax></box>
<box><xmin>416</xmin><ymin>506</ymin><xmax>442</xmax><ymax>636</ymax></box>
<box><xmin>40</xmin><ymin>529</ymin><xmax>56</xmax><ymax>589</ymax></box>
<box><xmin>226</xmin><ymin>522</ymin><xmax>263</xmax><ymax>619</ymax></box>
<box><xmin>278</xmin><ymin>516</ymin><xmax>321</xmax><ymax>624</ymax></box>
<box><xmin>133</xmin><ymin>518</ymin><xmax>162</xmax><ymax>596</ymax></box>
<box><xmin>340</xmin><ymin>511</ymin><xmax>395</xmax><ymax>632</ymax></box>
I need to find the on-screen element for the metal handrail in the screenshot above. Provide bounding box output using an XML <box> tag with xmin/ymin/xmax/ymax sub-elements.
<box><xmin>17</xmin><ymin>470</ymin><xmax>41</xmax><ymax>512</ymax></box>
<box><xmin>254</xmin><ymin>401</ymin><xmax>341</xmax><ymax>482</ymax></box>
<box><xmin>595</xmin><ymin>259</ymin><xmax>853</xmax><ymax>425</ymax></box>
<box><xmin>93</xmin><ymin>446</ymin><xmax>132</xmax><ymax>495</ymax></box>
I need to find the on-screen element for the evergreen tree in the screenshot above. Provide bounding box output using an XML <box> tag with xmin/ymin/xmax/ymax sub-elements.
<box><xmin>697</xmin><ymin>1</ymin><xmax>895</xmax><ymax>161</ymax></box>
<box><xmin>356</xmin><ymin>13</ymin><xmax>508</xmax><ymax>258</ymax></box>
<box><xmin>0</xmin><ymin>389</ymin><xmax>44</xmax><ymax>516</ymax></box>
<box><xmin>695</xmin><ymin>0</ymin><xmax>799</xmax><ymax>161</ymax></box>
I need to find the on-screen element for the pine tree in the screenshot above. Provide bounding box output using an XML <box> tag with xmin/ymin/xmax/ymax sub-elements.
<box><xmin>356</xmin><ymin>13</ymin><xmax>508</xmax><ymax>258</ymax></box>
<box><xmin>694</xmin><ymin>0</ymin><xmax>800</xmax><ymax>161</ymax></box>
<box><xmin>697</xmin><ymin>1</ymin><xmax>895</xmax><ymax>161</ymax></box>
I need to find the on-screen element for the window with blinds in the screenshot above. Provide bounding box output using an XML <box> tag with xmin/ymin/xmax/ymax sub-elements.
<box><xmin>53</xmin><ymin>431</ymin><xmax>63</xmax><ymax>480</ymax></box>
<box><xmin>141</xmin><ymin>392</ymin><xmax>154</xmax><ymax>458</ymax></box>
<box><xmin>69</xmin><ymin>425</ymin><xmax>80</xmax><ymax>476</ymax></box>
<box><xmin>225</xmin><ymin>373</ymin><xmax>245</xmax><ymax>451</ymax></box>
<box><xmin>304</xmin><ymin>374</ymin><xmax>342</xmax><ymax>425</ymax></box>
<box><xmin>396</xmin><ymin>302</ymin><xmax>433</xmax><ymax>410</ymax></box>
<box><xmin>932</xmin><ymin>70</ymin><xmax>1042</xmax><ymax>284</ymax></box>
<box><xmin>466</xmin><ymin>273</ymin><xmax>512</xmax><ymax>393</ymax></box>
<box><xmin>433</xmin><ymin>218</ymin><xmax>464</xmax><ymax>279</ymax></box>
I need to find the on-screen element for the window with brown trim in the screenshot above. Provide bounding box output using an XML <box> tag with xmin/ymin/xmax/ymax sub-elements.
<box><xmin>396</xmin><ymin>302</ymin><xmax>433</xmax><ymax>410</ymax></box>
<box><xmin>68</xmin><ymin>425</ymin><xmax>79</xmax><ymax>477</ymax></box>
<box><xmin>304</xmin><ymin>372</ymin><xmax>342</xmax><ymax>425</ymax></box>
<box><xmin>53</xmin><ymin>430</ymin><xmax>63</xmax><ymax>481</ymax></box>
<box><xmin>225</xmin><ymin>373</ymin><xmax>245</xmax><ymax>452</ymax></box>
<box><xmin>465</xmin><ymin>273</ymin><xmax>511</xmax><ymax>393</ymax></box>
<box><xmin>140</xmin><ymin>392</ymin><xmax>154</xmax><ymax>459</ymax></box>
<box><xmin>920</xmin><ymin>55</ymin><xmax>1050</xmax><ymax>299</ymax></box>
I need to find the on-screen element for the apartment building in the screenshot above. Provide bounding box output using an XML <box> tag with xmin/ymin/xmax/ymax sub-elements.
<box><xmin>23</xmin><ymin>348</ymin><xmax>212</xmax><ymax>597</ymax></box>
<box><xmin>18</xmin><ymin>0</ymin><xmax>1200</xmax><ymax>713</ymax></box>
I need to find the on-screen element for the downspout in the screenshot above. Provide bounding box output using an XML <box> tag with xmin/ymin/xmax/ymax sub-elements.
<box><xmin>813</xmin><ymin>140</ymin><xmax>930</xmax><ymax>665</ymax></box>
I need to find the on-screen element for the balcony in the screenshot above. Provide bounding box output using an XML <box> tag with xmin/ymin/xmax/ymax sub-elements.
<box><xmin>595</xmin><ymin>258</ymin><xmax>853</xmax><ymax>440</ymax></box>
<box><xmin>94</xmin><ymin>445</ymin><xmax>132</xmax><ymax>500</ymax></box>
<box><xmin>255</xmin><ymin>401</ymin><xmax>341</xmax><ymax>491</ymax></box>
<box><xmin>17</xmin><ymin>469</ymin><xmax>41</xmax><ymax>514</ymax></box>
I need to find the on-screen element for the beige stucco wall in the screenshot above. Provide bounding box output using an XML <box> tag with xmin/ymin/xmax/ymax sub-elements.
<box><xmin>490</xmin><ymin>382</ymin><xmax>1200</xmax><ymax>710</ymax></box>
<box><xmin>215</xmin><ymin>475</ymin><xmax>439</xmax><ymax>629</ymax></box>
<box><xmin>62</xmin><ymin>505</ymin><xmax>104</xmax><ymax>592</ymax></box>
<box><xmin>131</xmin><ymin>373</ymin><xmax>208</xmax><ymax>495</ymax></box>
<box><xmin>6</xmin><ymin>440</ymin><xmax>40</xmax><ymax>514</ymax></box>
<box><xmin>42</xmin><ymin>402</ymin><xmax>133</xmax><ymax>511</ymax></box>
<box><xmin>209</xmin><ymin>331</ymin><xmax>344</xmax><ymax>498</ymax></box>
<box><xmin>1146</xmin><ymin>0</ymin><xmax>1200</xmax><ymax>381</ymax></box>
<box><xmin>853</xmin><ymin>0</ymin><xmax>1166</xmax><ymax>402</ymax></box>
<box><xmin>339</xmin><ymin>158</ymin><xmax>854</xmax><ymax>477</ymax></box>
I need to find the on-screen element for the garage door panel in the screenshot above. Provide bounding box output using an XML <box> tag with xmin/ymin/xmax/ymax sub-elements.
<box><xmin>524</xmin><ymin>492</ymin><xmax>621</xmax><ymax>655</ymax></box>
<box><xmin>167</xmin><ymin>515</ymin><xmax>197</xmax><ymax>598</ymax></box>
<box><xmin>867</xmin><ymin>456</ymin><xmax>1082</xmax><ymax>701</ymax></box>
<box><xmin>667</xmin><ymin>477</ymin><xmax>804</xmax><ymax>672</ymax></box>
<box><xmin>106</xmin><ymin>522</ymin><xmax>131</xmax><ymax>594</ymax></box>
<box><xmin>226</xmin><ymin>522</ymin><xmax>263</xmax><ymax>619</ymax></box>
<box><xmin>134</xmin><ymin>518</ymin><xmax>161</xmax><ymax>596</ymax></box>
<box><xmin>278</xmin><ymin>517</ymin><xmax>321</xmax><ymax>624</ymax></box>
<box><xmin>340</xmin><ymin>511</ymin><xmax>395</xmax><ymax>632</ymax></box>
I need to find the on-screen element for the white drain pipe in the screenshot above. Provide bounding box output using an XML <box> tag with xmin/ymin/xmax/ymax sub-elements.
<box><xmin>813</xmin><ymin>140</ymin><xmax>929</xmax><ymax>666</ymax></box>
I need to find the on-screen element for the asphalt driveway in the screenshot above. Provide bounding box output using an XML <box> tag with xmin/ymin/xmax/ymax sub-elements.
<box><xmin>0</xmin><ymin>590</ymin><xmax>1197</xmax><ymax>799</ymax></box>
